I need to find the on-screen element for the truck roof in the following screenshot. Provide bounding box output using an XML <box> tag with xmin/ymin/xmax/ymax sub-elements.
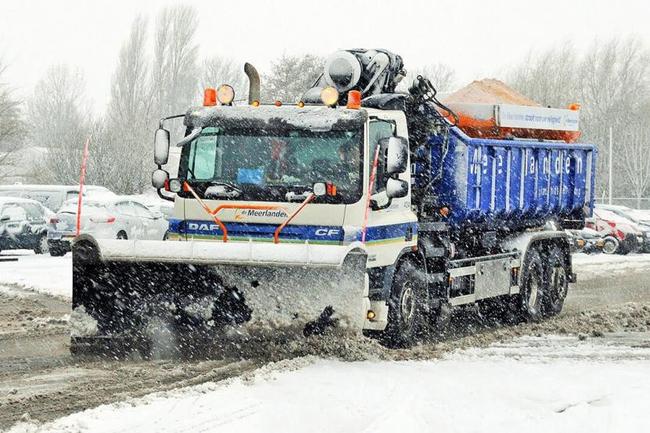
<box><xmin>184</xmin><ymin>105</ymin><xmax>367</xmax><ymax>134</ymax></box>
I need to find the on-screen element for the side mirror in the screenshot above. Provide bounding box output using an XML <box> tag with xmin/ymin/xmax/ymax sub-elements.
<box><xmin>386</xmin><ymin>178</ymin><xmax>409</xmax><ymax>199</ymax></box>
<box><xmin>385</xmin><ymin>136</ymin><xmax>408</xmax><ymax>175</ymax></box>
<box><xmin>152</xmin><ymin>169</ymin><xmax>169</xmax><ymax>189</ymax></box>
<box><xmin>313</xmin><ymin>182</ymin><xmax>327</xmax><ymax>197</ymax></box>
<box><xmin>154</xmin><ymin>128</ymin><xmax>171</xmax><ymax>166</ymax></box>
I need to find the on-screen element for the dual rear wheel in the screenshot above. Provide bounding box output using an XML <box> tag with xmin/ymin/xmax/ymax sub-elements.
<box><xmin>383</xmin><ymin>242</ymin><xmax>570</xmax><ymax>347</ymax></box>
<box><xmin>518</xmin><ymin>244</ymin><xmax>569</xmax><ymax>321</ymax></box>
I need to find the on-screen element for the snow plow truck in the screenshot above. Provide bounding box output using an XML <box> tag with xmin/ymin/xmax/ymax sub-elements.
<box><xmin>71</xmin><ymin>49</ymin><xmax>597</xmax><ymax>353</ymax></box>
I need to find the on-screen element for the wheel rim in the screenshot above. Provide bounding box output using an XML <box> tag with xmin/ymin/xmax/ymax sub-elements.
<box><xmin>40</xmin><ymin>236</ymin><xmax>49</xmax><ymax>253</ymax></box>
<box><xmin>400</xmin><ymin>283</ymin><xmax>415</xmax><ymax>326</ymax></box>
<box><xmin>603</xmin><ymin>239</ymin><xmax>617</xmax><ymax>254</ymax></box>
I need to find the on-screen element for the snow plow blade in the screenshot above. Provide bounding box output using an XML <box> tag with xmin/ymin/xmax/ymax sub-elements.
<box><xmin>71</xmin><ymin>235</ymin><xmax>369</xmax><ymax>353</ymax></box>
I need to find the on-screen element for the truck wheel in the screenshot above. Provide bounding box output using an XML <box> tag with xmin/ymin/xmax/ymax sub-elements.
<box><xmin>518</xmin><ymin>248</ymin><xmax>544</xmax><ymax>322</ymax></box>
<box><xmin>602</xmin><ymin>236</ymin><xmax>619</xmax><ymax>254</ymax></box>
<box><xmin>117</xmin><ymin>231</ymin><xmax>128</xmax><ymax>240</ymax></box>
<box><xmin>543</xmin><ymin>246</ymin><xmax>568</xmax><ymax>317</ymax></box>
<box><xmin>382</xmin><ymin>259</ymin><xmax>426</xmax><ymax>348</ymax></box>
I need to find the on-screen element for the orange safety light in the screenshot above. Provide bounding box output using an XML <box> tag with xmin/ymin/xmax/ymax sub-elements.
<box><xmin>568</xmin><ymin>103</ymin><xmax>581</xmax><ymax>111</ymax></box>
<box><xmin>297</xmin><ymin>101</ymin><xmax>305</xmax><ymax>108</ymax></box>
<box><xmin>203</xmin><ymin>88</ymin><xmax>217</xmax><ymax>106</ymax></box>
<box><xmin>347</xmin><ymin>90</ymin><xmax>361</xmax><ymax>109</ymax></box>
<box><xmin>251</xmin><ymin>100</ymin><xmax>260</xmax><ymax>107</ymax></box>
<box><xmin>439</xmin><ymin>206</ymin><xmax>450</xmax><ymax>217</ymax></box>
<box><xmin>326</xmin><ymin>182</ymin><xmax>337</xmax><ymax>196</ymax></box>
<box><xmin>274</xmin><ymin>100</ymin><xmax>282</xmax><ymax>107</ymax></box>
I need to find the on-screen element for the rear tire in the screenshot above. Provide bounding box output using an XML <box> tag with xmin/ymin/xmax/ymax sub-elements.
<box><xmin>517</xmin><ymin>247</ymin><xmax>544</xmax><ymax>322</ymax></box>
<box><xmin>543</xmin><ymin>246</ymin><xmax>569</xmax><ymax>317</ymax></box>
<box><xmin>117</xmin><ymin>231</ymin><xmax>128</xmax><ymax>240</ymax></box>
<box><xmin>382</xmin><ymin>259</ymin><xmax>427</xmax><ymax>348</ymax></box>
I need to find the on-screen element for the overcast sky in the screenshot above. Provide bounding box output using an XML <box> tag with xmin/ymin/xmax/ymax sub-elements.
<box><xmin>1</xmin><ymin>0</ymin><xmax>649</xmax><ymax>113</ymax></box>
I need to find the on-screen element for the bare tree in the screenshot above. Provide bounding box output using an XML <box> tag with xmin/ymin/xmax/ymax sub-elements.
<box><xmin>399</xmin><ymin>63</ymin><xmax>456</xmax><ymax>94</ymax></box>
<box><xmin>104</xmin><ymin>15</ymin><xmax>153</xmax><ymax>193</ymax></box>
<box><xmin>508</xmin><ymin>43</ymin><xmax>580</xmax><ymax>107</ymax></box>
<box><xmin>619</xmin><ymin>116</ymin><xmax>650</xmax><ymax>208</ymax></box>
<box><xmin>262</xmin><ymin>54</ymin><xmax>325</xmax><ymax>102</ymax></box>
<box><xmin>151</xmin><ymin>5</ymin><xmax>199</xmax><ymax>120</ymax></box>
<box><xmin>578</xmin><ymin>37</ymin><xmax>650</xmax><ymax>199</ymax></box>
<box><xmin>0</xmin><ymin>59</ymin><xmax>25</xmax><ymax>182</ymax></box>
<box><xmin>27</xmin><ymin>65</ymin><xmax>90</xmax><ymax>184</ymax></box>
<box><xmin>200</xmin><ymin>56</ymin><xmax>247</xmax><ymax>101</ymax></box>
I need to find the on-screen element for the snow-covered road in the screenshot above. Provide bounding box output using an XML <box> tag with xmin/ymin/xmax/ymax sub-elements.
<box><xmin>2</xmin><ymin>250</ymin><xmax>650</xmax><ymax>432</ymax></box>
<box><xmin>9</xmin><ymin>333</ymin><xmax>650</xmax><ymax>433</ymax></box>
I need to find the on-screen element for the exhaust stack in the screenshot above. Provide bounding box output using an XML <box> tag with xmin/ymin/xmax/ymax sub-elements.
<box><xmin>244</xmin><ymin>62</ymin><xmax>261</xmax><ymax>104</ymax></box>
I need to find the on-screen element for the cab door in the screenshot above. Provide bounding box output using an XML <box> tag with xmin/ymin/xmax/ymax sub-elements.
<box><xmin>362</xmin><ymin>113</ymin><xmax>417</xmax><ymax>267</ymax></box>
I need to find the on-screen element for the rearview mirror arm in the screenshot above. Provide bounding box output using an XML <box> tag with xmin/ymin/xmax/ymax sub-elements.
<box><xmin>157</xmin><ymin>189</ymin><xmax>175</xmax><ymax>202</ymax></box>
<box><xmin>158</xmin><ymin>114</ymin><xmax>185</xmax><ymax>129</ymax></box>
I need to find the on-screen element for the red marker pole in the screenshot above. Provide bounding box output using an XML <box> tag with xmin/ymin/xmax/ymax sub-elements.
<box><xmin>76</xmin><ymin>136</ymin><xmax>91</xmax><ymax>237</ymax></box>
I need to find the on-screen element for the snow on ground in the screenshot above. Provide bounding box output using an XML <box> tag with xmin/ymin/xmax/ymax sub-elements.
<box><xmin>1</xmin><ymin>249</ymin><xmax>649</xmax><ymax>301</ymax></box>
<box><xmin>572</xmin><ymin>252</ymin><xmax>650</xmax><ymax>279</ymax></box>
<box><xmin>9</xmin><ymin>334</ymin><xmax>650</xmax><ymax>433</ymax></box>
<box><xmin>0</xmin><ymin>250</ymin><xmax>71</xmax><ymax>299</ymax></box>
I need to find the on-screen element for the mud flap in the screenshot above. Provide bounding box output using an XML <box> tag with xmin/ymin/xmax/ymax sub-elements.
<box><xmin>71</xmin><ymin>235</ymin><xmax>369</xmax><ymax>349</ymax></box>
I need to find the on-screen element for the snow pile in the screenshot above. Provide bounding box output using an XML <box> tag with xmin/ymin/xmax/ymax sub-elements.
<box><xmin>573</xmin><ymin>253</ymin><xmax>650</xmax><ymax>279</ymax></box>
<box><xmin>0</xmin><ymin>252</ymin><xmax>71</xmax><ymax>298</ymax></box>
<box><xmin>8</xmin><ymin>334</ymin><xmax>650</xmax><ymax>433</ymax></box>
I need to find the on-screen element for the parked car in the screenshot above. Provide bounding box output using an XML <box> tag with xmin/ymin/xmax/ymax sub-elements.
<box><xmin>47</xmin><ymin>196</ymin><xmax>169</xmax><ymax>256</ymax></box>
<box><xmin>565</xmin><ymin>227</ymin><xmax>606</xmax><ymax>254</ymax></box>
<box><xmin>596</xmin><ymin>204</ymin><xmax>650</xmax><ymax>253</ymax></box>
<box><xmin>589</xmin><ymin>208</ymin><xmax>644</xmax><ymax>254</ymax></box>
<box><xmin>0</xmin><ymin>197</ymin><xmax>53</xmax><ymax>254</ymax></box>
<box><xmin>0</xmin><ymin>184</ymin><xmax>112</xmax><ymax>212</ymax></box>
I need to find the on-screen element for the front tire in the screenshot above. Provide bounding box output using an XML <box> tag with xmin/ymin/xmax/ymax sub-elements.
<box><xmin>382</xmin><ymin>259</ymin><xmax>427</xmax><ymax>347</ymax></box>
<box><xmin>518</xmin><ymin>248</ymin><xmax>544</xmax><ymax>322</ymax></box>
<box><xmin>117</xmin><ymin>231</ymin><xmax>128</xmax><ymax>240</ymax></box>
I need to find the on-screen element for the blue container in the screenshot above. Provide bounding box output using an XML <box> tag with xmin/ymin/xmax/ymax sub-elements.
<box><xmin>427</xmin><ymin>128</ymin><xmax>597</xmax><ymax>230</ymax></box>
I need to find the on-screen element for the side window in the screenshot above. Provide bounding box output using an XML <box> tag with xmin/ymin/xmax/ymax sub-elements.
<box><xmin>132</xmin><ymin>203</ymin><xmax>153</xmax><ymax>219</ymax></box>
<box><xmin>1</xmin><ymin>204</ymin><xmax>27</xmax><ymax>221</ymax></box>
<box><xmin>115</xmin><ymin>202</ymin><xmax>135</xmax><ymax>216</ymax></box>
<box><xmin>189</xmin><ymin>129</ymin><xmax>219</xmax><ymax>180</ymax></box>
<box><xmin>368</xmin><ymin>120</ymin><xmax>395</xmax><ymax>193</ymax></box>
<box><xmin>23</xmin><ymin>203</ymin><xmax>43</xmax><ymax>221</ymax></box>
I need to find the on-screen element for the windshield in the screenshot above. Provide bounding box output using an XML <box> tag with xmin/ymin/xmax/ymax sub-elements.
<box><xmin>179</xmin><ymin>127</ymin><xmax>363</xmax><ymax>203</ymax></box>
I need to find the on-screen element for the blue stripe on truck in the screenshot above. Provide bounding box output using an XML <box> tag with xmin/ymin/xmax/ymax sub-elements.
<box><xmin>168</xmin><ymin>219</ymin><xmax>417</xmax><ymax>244</ymax></box>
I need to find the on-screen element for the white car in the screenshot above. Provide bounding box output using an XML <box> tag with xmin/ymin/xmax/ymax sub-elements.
<box><xmin>0</xmin><ymin>184</ymin><xmax>112</xmax><ymax>212</ymax></box>
<box><xmin>47</xmin><ymin>196</ymin><xmax>169</xmax><ymax>256</ymax></box>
